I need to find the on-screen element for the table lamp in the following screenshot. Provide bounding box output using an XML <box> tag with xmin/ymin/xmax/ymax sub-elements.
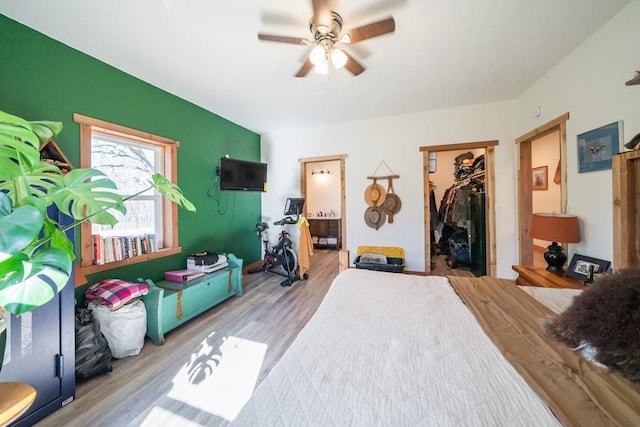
<box><xmin>529</xmin><ymin>213</ymin><xmax>580</xmax><ymax>273</ymax></box>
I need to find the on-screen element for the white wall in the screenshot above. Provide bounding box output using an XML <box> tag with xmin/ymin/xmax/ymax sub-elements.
<box><xmin>262</xmin><ymin>101</ymin><xmax>517</xmax><ymax>275</ymax></box>
<box><xmin>261</xmin><ymin>1</ymin><xmax>639</xmax><ymax>276</ymax></box>
<box><xmin>515</xmin><ymin>0</ymin><xmax>640</xmax><ymax>267</ymax></box>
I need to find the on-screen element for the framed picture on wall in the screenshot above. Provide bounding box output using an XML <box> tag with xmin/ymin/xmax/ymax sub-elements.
<box><xmin>577</xmin><ymin>121</ymin><xmax>621</xmax><ymax>173</ymax></box>
<box><xmin>532</xmin><ymin>166</ymin><xmax>548</xmax><ymax>190</ymax></box>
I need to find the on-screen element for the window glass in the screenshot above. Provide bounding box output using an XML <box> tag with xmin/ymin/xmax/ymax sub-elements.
<box><xmin>90</xmin><ymin>132</ymin><xmax>163</xmax><ymax>245</ymax></box>
<box><xmin>75</xmin><ymin>112</ymin><xmax>180</xmax><ymax>271</ymax></box>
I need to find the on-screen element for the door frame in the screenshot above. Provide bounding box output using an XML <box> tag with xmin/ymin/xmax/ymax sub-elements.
<box><xmin>420</xmin><ymin>141</ymin><xmax>498</xmax><ymax>276</ymax></box>
<box><xmin>299</xmin><ymin>154</ymin><xmax>348</xmax><ymax>255</ymax></box>
<box><xmin>515</xmin><ymin>113</ymin><xmax>569</xmax><ymax>266</ymax></box>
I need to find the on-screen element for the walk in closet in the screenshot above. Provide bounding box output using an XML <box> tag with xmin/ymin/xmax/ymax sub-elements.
<box><xmin>429</xmin><ymin>149</ymin><xmax>487</xmax><ymax>276</ymax></box>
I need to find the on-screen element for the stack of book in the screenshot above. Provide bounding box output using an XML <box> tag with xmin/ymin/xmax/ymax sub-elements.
<box><xmin>92</xmin><ymin>233</ymin><xmax>157</xmax><ymax>265</ymax></box>
<box><xmin>187</xmin><ymin>253</ymin><xmax>228</xmax><ymax>273</ymax></box>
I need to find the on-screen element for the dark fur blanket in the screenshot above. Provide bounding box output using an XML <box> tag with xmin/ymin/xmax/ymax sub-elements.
<box><xmin>544</xmin><ymin>268</ymin><xmax>640</xmax><ymax>383</ymax></box>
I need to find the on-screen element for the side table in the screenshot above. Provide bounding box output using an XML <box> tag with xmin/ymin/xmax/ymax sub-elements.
<box><xmin>512</xmin><ymin>265</ymin><xmax>585</xmax><ymax>289</ymax></box>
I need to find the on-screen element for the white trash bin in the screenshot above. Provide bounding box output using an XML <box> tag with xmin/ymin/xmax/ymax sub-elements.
<box><xmin>89</xmin><ymin>299</ymin><xmax>147</xmax><ymax>358</ymax></box>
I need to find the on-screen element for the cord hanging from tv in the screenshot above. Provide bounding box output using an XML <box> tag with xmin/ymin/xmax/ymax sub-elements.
<box><xmin>218</xmin><ymin>157</ymin><xmax>267</xmax><ymax>192</ymax></box>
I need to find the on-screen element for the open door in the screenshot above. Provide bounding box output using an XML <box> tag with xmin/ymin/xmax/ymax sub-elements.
<box><xmin>421</xmin><ymin>141</ymin><xmax>498</xmax><ymax>276</ymax></box>
<box><xmin>515</xmin><ymin>113</ymin><xmax>569</xmax><ymax>266</ymax></box>
<box><xmin>299</xmin><ymin>154</ymin><xmax>348</xmax><ymax>270</ymax></box>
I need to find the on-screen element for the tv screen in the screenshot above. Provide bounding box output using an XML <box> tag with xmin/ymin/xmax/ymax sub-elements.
<box><xmin>219</xmin><ymin>157</ymin><xmax>267</xmax><ymax>192</ymax></box>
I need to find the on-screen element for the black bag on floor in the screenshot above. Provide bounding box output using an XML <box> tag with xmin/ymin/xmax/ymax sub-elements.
<box><xmin>75</xmin><ymin>307</ymin><xmax>113</xmax><ymax>380</ymax></box>
<box><xmin>447</xmin><ymin>230</ymin><xmax>471</xmax><ymax>268</ymax></box>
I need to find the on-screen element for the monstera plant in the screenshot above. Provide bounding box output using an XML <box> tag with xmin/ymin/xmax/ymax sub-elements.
<box><xmin>0</xmin><ymin>109</ymin><xmax>195</xmax><ymax>317</ymax></box>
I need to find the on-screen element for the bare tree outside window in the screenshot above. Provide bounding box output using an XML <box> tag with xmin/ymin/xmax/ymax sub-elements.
<box><xmin>91</xmin><ymin>132</ymin><xmax>163</xmax><ymax>242</ymax></box>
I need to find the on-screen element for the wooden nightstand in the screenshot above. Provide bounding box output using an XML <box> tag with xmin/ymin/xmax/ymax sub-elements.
<box><xmin>512</xmin><ymin>265</ymin><xmax>585</xmax><ymax>289</ymax></box>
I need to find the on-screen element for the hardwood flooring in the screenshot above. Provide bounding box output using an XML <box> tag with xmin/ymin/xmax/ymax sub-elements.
<box><xmin>429</xmin><ymin>254</ymin><xmax>475</xmax><ymax>277</ymax></box>
<box><xmin>37</xmin><ymin>250</ymin><xmax>340</xmax><ymax>427</ymax></box>
<box><xmin>36</xmin><ymin>249</ymin><xmax>470</xmax><ymax>427</ymax></box>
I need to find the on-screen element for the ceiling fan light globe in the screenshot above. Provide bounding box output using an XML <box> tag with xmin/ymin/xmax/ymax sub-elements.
<box><xmin>331</xmin><ymin>48</ymin><xmax>348</xmax><ymax>69</ymax></box>
<box><xmin>314</xmin><ymin>60</ymin><xmax>329</xmax><ymax>75</ymax></box>
<box><xmin>309</xmin><ymin>45</ymin><xmax>326</xmax><ymax>65</ymax></box>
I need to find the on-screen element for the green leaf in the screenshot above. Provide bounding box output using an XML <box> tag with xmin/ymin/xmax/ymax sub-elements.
<box><xmin>30</xmin><ymin>121</ymin><xmax>63</xmax><ymax>142</ymax></box>
<box><xmin>46</xmin><ymin>221</ymin><xmax>75</xmax><ymax>260</ymax></box>
<box><xmin>152</xmin><ymin>173</ymin><xmax>196</xmax><ymax>211</ymax></box>
<box><xmin>0</xmin><ymin>133</ymin><xmax>41</xmax><ymax>168</ymax></box>
<box><xmin>12</xmin><ymin>196</ymin><xmax>47</xmax><ymax>229</ymax></box>
<box><xmin>0</xmin><ymin>162</ymin><xmax>63</xmax><ymax>207</ymax></box>
<box><xmin>22</xmin><ymin>163</ymin><xmax>64</xmax><ymax>199</ymax></box>
<box><xmin>0</xmin><ymin>192</ymin><xmax>11</xmax><ymax>216</ymax></box>
<box><xmin>0</xmin><ymin>195</ymin><xmax>43</xmax><ymax>259</ymax></box>
<box><xmin>50</xmin><ymin>168</ymin><xmax>125</xmax><ymax>225</ymax></box>
<box><xmin>0</xmin><ymin>110</ymin><xmax>34</xmax><ymax>133</ymax></box>
<box><xmin>0</xmin><ymin>123</ymin><xmax>39</xmax><ymax>150</ymax></box>
<box><xmin>0</xmin><ymin>253</ymin><xmax>31</xmax><ymax>290</ymax></box>
<box><xmin>0</xmin><ymin>247</ymin><xmax>72</xmax><ymax>315</ymax></box>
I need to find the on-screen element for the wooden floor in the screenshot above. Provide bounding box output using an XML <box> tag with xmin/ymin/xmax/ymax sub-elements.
<box><xmin>36</xmin><ymin>250</ymin><xmax>473</xmax><ymax>427</ymax></box>
<box><xmin>429</xmin><ymin>254</ymin><xmax>475</xmax><ymax>277</ymax></box>
<box><xmin>37</xmin><ymin>250</ymin><xmax>340</xmax><ymax>427</ymax></box>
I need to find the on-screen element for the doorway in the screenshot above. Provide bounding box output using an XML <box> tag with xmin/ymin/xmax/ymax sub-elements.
<box><xmin>421</xmin><ymin>141</ymin><xmax>498</xmax><ymax>276</ymax></box>
<box><xmin>515</xmin><ymin>113</ymin><xmax>569</xmax><ymax>267</ymax></box>
<box><xmin>299</xmin><ymin>154</ymin><xmax>348</xmax><ymax>268</ymax></box>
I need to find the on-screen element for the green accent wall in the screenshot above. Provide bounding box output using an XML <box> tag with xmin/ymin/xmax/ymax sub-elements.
<box><xmin>0</xmin><ymin>15</ymin><xmax>263</xmax><ymax>299</ymax></box>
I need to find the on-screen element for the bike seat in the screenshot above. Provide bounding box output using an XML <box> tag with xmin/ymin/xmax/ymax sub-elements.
<box><xmin>274</xmin><ymin>216</ymin><xmax>296</xmax><ymax>226</ymax></box>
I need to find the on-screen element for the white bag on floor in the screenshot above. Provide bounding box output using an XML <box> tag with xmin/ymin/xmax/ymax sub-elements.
<box><xmin>89</xmin><ymin>300</ymin><xmax>147</xmax><ymax>358</ymax></box>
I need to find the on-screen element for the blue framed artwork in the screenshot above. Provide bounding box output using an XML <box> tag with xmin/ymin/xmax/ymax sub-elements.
<box><xmin>576</xmin><ymin>121</ymin><xmax>621</xmax><ymax>173</ymax></box>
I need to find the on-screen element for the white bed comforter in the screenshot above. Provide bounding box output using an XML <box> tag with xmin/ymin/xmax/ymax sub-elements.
<box><xmin>231</xmin><ymin>269</ymin><xmax>561</xmax><ymax>426</ymax></box>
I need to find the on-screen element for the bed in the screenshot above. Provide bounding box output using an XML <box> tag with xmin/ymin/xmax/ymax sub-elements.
<box><xmin>231</xmin><ymin>268</ymin><xmax>640</xmax><ymax>426</ymax></box>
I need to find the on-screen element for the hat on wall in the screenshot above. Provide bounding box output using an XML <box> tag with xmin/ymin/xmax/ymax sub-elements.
<box><xmin>364</xmin><ymin>181</ymin><xmax>386</xmax><ymax>207</ymax></box>
<box><xmin>382</xmin><ymin>193</ymin><xmax>402</xmax><ymax>223</ymax></box>
<box><xmin>364</xmin><ymin>206</ymin><xmax>386</xmax><ymax>230</ymax></box>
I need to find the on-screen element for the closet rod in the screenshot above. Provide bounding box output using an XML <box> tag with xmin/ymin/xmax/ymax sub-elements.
<box><xmin>451</xmin><ymin>170</ymin><xmax>485</xmax><ymax>189</ymax></box>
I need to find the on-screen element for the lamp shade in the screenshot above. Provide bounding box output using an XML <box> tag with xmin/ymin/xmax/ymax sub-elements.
<box><xmin>529</xmin><ymin>213</ymin><xmax>580</xmax><ymax>243</ymax></box>
<box><xmin>330</xmin><ymin>48</ymin><xmax>348</xmax><ymax>69</ymax></box>
<box><xmin>309</xmin><ymin>45</ymin><xmax>326</xmax><ymax>66</ymax></box>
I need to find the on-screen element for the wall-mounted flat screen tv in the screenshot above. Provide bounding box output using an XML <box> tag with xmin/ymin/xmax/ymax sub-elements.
<box><xmin>219</xmin><ymin>157</ymin><xmax>267</xmax><ymax>192</ymax></box>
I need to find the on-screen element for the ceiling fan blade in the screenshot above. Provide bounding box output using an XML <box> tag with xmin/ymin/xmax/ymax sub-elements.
<box><xmin>343</xmin><ymin>51</ymin><xmax>365</xmax><ymax>76</ymax></box>
<box><xmin>343</xmin><ymin>16</ymin><xmax>395</xmax><ymax>44</ymax></box>
<box><xmin>295</xmin><ymin>59</ymin><xmax>314</xmax><ymax>78</ymax></box>
<box><xmin>258</xmin><ymin>34</ymin><xmax>308</xmax><ymax>45</ymax></box>
<box><xmin>312</xmin><ymin>0</ymin><xmax>332</xmax><ymax>31</ymax></box>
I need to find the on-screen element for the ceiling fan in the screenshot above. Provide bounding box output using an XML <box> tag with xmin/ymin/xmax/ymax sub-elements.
<box><xmin>258</xmin><ymin>0</ymin><xmax>396</xmax><ymax>77</ymax></box>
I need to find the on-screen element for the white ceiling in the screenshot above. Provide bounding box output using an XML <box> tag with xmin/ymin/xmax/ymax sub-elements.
<box><xmin>1</xmin><ymin>0</ymin><xmax>632</xmax><ymax>134</ymax></box>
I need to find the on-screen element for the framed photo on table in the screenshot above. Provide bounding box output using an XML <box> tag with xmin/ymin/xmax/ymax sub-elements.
<box><xmin>577</xmin><ymin>121</ymin><xmax>621</xmax><ymax>173</ymax></box>
<box><xmin>565</xmin><ymin>254</ymin><xmax>610</xmax><ymax>280</ymax></box>
<box><xmin>532</xmin><ymin>166</ymin><xmax>548</xmax><ymax>190</ymax></box>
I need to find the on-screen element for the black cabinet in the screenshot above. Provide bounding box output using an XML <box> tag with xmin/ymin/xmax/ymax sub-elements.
<box><xmin>468</xmin><ymin>192</ymin><xmax>486</xmax><ymax>277</ymax></box>
<box><xmin>0</xmin><ymin>209</ymin><xmax>75</xmax><ymax>426</ymax></box>
<box><xmin>309</xmin><ymin>219</ymin><xmax>342</xmax><ymax>250</ymax></box>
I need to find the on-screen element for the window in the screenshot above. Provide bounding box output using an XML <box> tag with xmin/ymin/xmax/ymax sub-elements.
<box><xmin>74</xmin><ymin>113</ymin><xmax>181</xmax><ymax>274</ymax></box>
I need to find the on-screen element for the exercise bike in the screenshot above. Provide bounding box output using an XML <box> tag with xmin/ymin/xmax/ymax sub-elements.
<box><xmin>248</xmin><ymin>198</ymin><xmax>309</xmax><ymax>287</ymax></box>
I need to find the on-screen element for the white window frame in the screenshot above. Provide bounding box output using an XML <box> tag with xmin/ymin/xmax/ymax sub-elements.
<box><xmin>74</xmin><ymin>113</ymin><xmax>181</xmax><ymax>275</ymax></box>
